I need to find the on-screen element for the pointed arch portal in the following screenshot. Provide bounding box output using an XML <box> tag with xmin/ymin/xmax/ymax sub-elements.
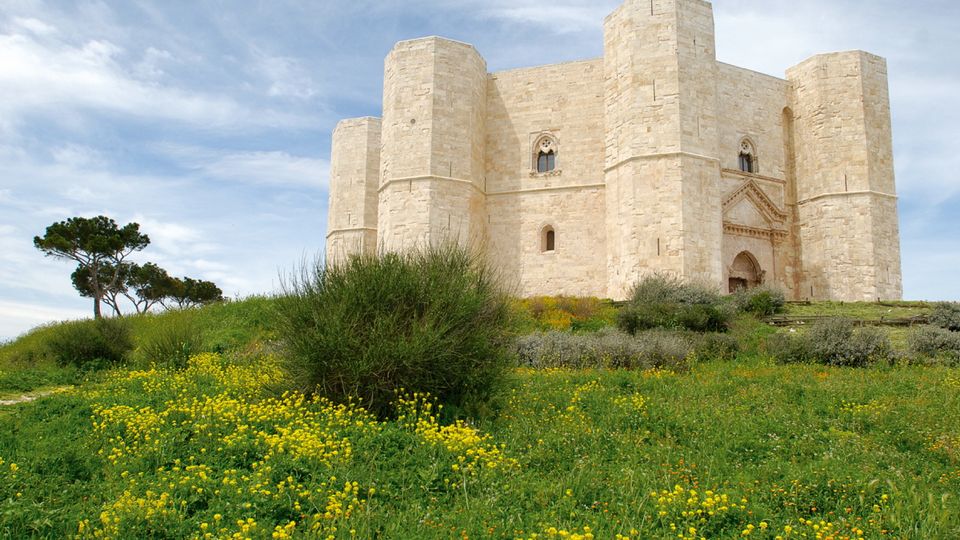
<box><xmin>729</xmin><ymin>251</ymin><xmax>762</xmax><ymax>293</ymax></box>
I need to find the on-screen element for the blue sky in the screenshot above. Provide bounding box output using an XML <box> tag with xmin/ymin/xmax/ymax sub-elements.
<box><xmin>1</xmin><ymin>0</ymin><xmax>958</xmax><ymax>340</ymax></box>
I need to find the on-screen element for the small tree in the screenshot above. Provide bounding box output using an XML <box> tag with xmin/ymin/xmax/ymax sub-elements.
<box><xmin>165</xmin><ymin>277</ymin><xmax>224</xmax><ymax>309</ymax></box>
<box><xmin>34</xmin><ymin>216</ymin><xmax>149</xmax><ymax>318</ymax></box>
<box><xmin>71</xmin><ymin>263</ymin><xmax>131</xmax><ymax>317</ymax></box>
<box><xmin>123</xmin><ymin>262</ymin><xmax>176</xmax><ymax>313</ymax></box>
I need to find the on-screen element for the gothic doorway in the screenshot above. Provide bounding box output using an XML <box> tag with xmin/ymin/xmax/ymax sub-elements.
<box><xmin>728</xmin><ymin>251</ymin><xmax>762</xmax><ymax>293</ymax></box>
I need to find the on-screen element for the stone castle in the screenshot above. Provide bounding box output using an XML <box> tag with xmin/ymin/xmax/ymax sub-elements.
<box><xmin>326</xmin><ymin>0</ymin><xmax>903</xmax><ymax>301</ymax></box>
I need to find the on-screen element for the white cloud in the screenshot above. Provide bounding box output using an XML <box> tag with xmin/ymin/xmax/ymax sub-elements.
<box><xmin>10</xmin><ymin>16</ymin><xmax>58</xmax><ymax>37</ymax></box>
<box><xmin>0</xmin><ymin>300</ymin><xmax>90</xmax><ymax>341</ymax></box>
<box><xmin>252</xmin><ymin>52</ymin><xmax>318</xmax><ymax>100</ymax></box>
<box><xmin>133</xmin><ymin>46</ymin><xmax>174</xmax><ymax>81</ymax></box>
<box><xmin>203</xmin><ymin>151</ymin><xmax>329</xmax><ymax>188</ymax></box>
<box><xmin>158</xmin><ymin>145</ymin><xmax>330</xmax><ymax>188</ymax></box>
<box><xmin>128</xmin><ymin>215</ymin><xmax>212</xmax><ymax>262</ymax></box>
<box><xmin>473</xmin><ymin>2</ymin><xmax>618</xmax><ymax>34</ymax></box>
<box><xmin>0</xmin><ymin>27</ymin><xmax>311</xmax><ymax>131</ymax></box>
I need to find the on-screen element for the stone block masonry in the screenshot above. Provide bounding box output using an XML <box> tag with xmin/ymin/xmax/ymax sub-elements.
<box><xmin>326</xmin><ymin>0</ymin><xmax>903</xmax><ymax>301</ymax></box>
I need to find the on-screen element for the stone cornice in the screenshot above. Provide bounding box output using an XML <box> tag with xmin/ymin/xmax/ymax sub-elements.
<box><xmin>379</xmin><ymin>175</ymin><xmax>485</xmax><ymax>194</ymax></box>
<box><xmin>326</xmin><ymin>227</ymin><xmax>377</xmax><ymax>239</ymax></box>
<box><xmin>723</xmin><ymin>222</ymin><xmax>788</xmax><ymax>241</ymax></box>
<box><xmin>797</xmin><ymin>190</ymin><xmax>898</xmax><ymax>205</ymax></box>
<box><xmin>486</xmin><ymin>183</ymin><xmax>605</xmax><ymax>197</ymax></box>
<box><xmin>720</xmin><ymin>168</ymin><xmax>786</xmax><ymax>185</ymax></box>
<box><xmin>603</xmin><ymin>151</ymin><xmax>720</xmax><ymax>173</ymax></box>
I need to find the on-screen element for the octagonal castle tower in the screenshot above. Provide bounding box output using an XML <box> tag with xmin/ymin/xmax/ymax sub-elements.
<box><xmin>326</xmin><ymin>0</ymin><xmax>903</xmax><ymax>301</ymax></box>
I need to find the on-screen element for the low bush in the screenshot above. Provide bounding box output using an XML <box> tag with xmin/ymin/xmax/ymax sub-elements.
<box><xmin>510</xmin><ymin>296</ymin><xmax>617</xmax><ymax>333</ymax></box>
<box><xmin>617</xmin><ymin>274</ymin><xmax>733</xmax><ymax>333</ymax></box>
<box><xmin>277</xmin><ymin>245</ymin><xmax>512</xmax><ymax>418</ymax></box>
<box><xmin>694</xmin><ymin>332</ymin><xmax>740</xmax><ymax>361</ymax></box>
<box><xmin>514</xmin><ymin>328</ymin><xmax>692</xmax><ymax>370</ymax></box>
<box><xmin>928</xmin><ymin>302</ymin><xmax>960</xmax><ymax>332</ymax></box>
<box><xmin>907</xmin><ymin>325</ymin><xmax>960</xmax><ymax>364</ymax></box>
<box><xmin>732</xmin><ymin>285</ymin><xmax>786</xmax><ymax>317</ymax></box>
<box><xmin>766</xmin><ymin>318</ymin><xmax>894</xmax><ymax>367</ymax></box>
<box><xmin>136</xmin><ymin>310</ymin><xmax>205</xmax><ymax>368</ymax></box>
<box><xmin>45</xmin><ymin>317</ymin><xmax>132</xmax><ymax>368</ymax></box>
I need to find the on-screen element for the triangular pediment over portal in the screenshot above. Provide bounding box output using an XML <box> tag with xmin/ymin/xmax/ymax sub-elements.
<box><xmin>722</xmin><ymin>179</ymin><xmax>787</xmax><ymax>227</ymax></box>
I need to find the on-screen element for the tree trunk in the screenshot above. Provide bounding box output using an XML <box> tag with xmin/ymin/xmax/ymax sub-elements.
<box><xmin>93</xmin><ymin>295</ymin><xmax>102</xmax><ymax>319</ymax></box>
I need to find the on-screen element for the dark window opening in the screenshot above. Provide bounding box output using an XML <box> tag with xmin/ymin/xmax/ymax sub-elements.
<box><xmin>739</xmin><ymin>153</ymin><xmax>754</xmax><ymax>173</ymax></box>
<box><xmin>537</xmin><ymin>150</ymin><xmax>556</xmax><ymax>173</ymax></box>
<box><xmin>541</xmin><ymin>226</ymin><xmax>555</xmax><ymax>252</ymax></box>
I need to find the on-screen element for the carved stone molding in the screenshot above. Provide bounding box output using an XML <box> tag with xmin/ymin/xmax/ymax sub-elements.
<box><xmin>722</xmin><ymin>178</ymin><xmax>788</xmax><ymax>224</ymax></box>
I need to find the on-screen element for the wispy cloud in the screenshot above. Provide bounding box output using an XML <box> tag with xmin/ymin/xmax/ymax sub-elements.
<box><xmin>0</xmin><ymin>300</ymin><xmax>90</xmax><ymax>341</ymax></box>
<box><xmin>158</xmin><ymin>144</ymin><xmax>330</xmax><ymax>189</ymax></box>
<box><xmin>0</xmin><ymin>22</ymin><xmax>314</xmax><ymax>131</ymax></box>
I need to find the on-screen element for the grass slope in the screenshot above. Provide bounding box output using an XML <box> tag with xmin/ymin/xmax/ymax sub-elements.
<box><xmin>0</xmin><ymin>353</ymin><xmax>957</xmax><ymax>538</ymax></box>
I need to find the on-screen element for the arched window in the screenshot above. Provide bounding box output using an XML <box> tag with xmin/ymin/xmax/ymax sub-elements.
<box><xmin>537</xmin><ymin>150</ymin><xmax>556</xmax><ymax>173</ymax></box>
<box><xmin>738</xmin><ymin>138</ymin><xmax>757</xmax><ymax>173</ymax></box>
<box><xmin>541</xmin><ymin>225</ymin><xmax>555</xmax><ymax>252</ymax></box>
<box><xmin>532</xmin><ymin>134</ymin><xmax>558</xmax><ymax>173</ymax></box>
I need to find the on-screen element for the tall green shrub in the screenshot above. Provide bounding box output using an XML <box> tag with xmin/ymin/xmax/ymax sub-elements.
<box><xmin>45</xmin><ymin>317</ymin><xmax>132</xmax><ymax>368</ymax></box>
<box><xmin>617</xmin><ymin>273</ymin><xmax>733</xmax><ymax>333</ymax></box>
<box><xmin>136</xmin><ymin>310</ymin><xmax>205</xmax><ymax>368</ymax></box>
<box><xmin>277</xmin><ymin>245</ymin><xmax>512</xmax><ymax>418</ymax></box>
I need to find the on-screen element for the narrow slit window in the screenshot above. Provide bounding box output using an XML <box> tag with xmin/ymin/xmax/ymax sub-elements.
<box><xmin>541</xmin><ymin>226</ymin><xmax>556</xmax><ymax>252</ymax></box>
<box><xmin>739</xmin><ymin>152</ymin><xmax>753</xmax><ymax>173</ymax></box>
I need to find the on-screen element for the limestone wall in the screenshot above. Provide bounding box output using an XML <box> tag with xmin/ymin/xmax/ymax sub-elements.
<box><xmin>378</xmin><ymin>37</ymin><xmax>488</xmax><ymax>251</ymax></box>
<box><xmin>788</xmin><ymin>51</ymin><xmax>902</xmax><ymax>300</ymax></box>
<box><xmin>603</xmin><ymin>0</ymin><xmax>723</xmax><ymax>298</ymax></box>
<box><xmin>484</xmin><ymin>59</ymin><xmax>607</xmax><ymax>296</ymax></box>
<box><xmin>326</xmin><ymin>117</ymin><xmax>381</xmax><ymax>260</ymax></box>
<box><xmin>325</xmin><ymin>0</ymin><xmax>903</xmax><ymax>302</ymax></box>
<box><xmin>716</xmin><ymin>63</ymin><xmax>790</xmax><ymax>178</ymax></box>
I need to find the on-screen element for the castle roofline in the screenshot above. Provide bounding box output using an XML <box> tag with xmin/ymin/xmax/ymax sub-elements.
<box><xmin>489</xmin><ymin>57</ymin><xmax>601</xmax><ymax>78</ymax></box>
<box><xmin>716</xmin><ymin>61</ymin><xmax>787</xmax><ymax>83</ymax></box>
<box><xmin>788</xmin><ymin>49</ymin><xmax>886</xmax><ymax>73</ymax></box>
<box><xmin>390</xmin><ymin>35</ymin><xmax>481</xmax><ymax>55</ymax></box>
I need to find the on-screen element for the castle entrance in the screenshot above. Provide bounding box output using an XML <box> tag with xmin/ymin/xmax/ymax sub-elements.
<box><xmin>728</xmin><ymin>251</ymin><xmax>762</xmax><ymax>293</ymax></box>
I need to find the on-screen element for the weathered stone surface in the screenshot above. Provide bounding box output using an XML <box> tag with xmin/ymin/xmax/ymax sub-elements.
<box><xmin>325</xmin><ymin>0</ymin><xmax>903</xmax><ymax>301</ymax></box>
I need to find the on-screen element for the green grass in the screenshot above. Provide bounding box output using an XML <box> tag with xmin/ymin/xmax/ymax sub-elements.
<box><xmin>0</xmin><ymin>354</ymin><xmax>957</xmax><ymax>538</ymax></box>
<box><xmin>783</xmin><ymin>300</ymin><xmax>930</xmax><ymax>321</ymax></box>
<box><xmin>0</xmin><ymin>295</ymin><xmax>277</xmax><ymax>394</ymax></box>
<box><xmin>1</xmin><ymin>296</ymin><xmax>957</xmax><ymax>537</ymax></box>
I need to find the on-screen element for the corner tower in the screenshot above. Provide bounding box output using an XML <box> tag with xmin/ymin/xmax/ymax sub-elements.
<box><xmin>787</xmin><ymin>51</ymin><xmax>903</xmax><ymax>300</ymax></box>
<box><xmin>378</xmin><ymin>37</ymin><xmax>488</xmax><ymax>251</ymax></box>
<box><xmin>603</xmin><ymin>0</ymin><xmax>723</xmax><ymax>298</ymax></box>
<box><xmin>326</xmin><ymin>117</ymin><xmax>382</xmax><ymax>261</ymax></box>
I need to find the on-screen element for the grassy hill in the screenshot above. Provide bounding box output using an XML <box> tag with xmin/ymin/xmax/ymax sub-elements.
<box><xmin>0</xmin><ymin>297</ymin><xmax>957</xmax><ymax>539</ymax></box>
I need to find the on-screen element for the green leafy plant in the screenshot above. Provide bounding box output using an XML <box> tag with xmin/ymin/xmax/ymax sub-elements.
<box><xmin>45</xmin><ymin>317</ymin><xmax>132</xmax><ymax>368</ymax></box>
<box><xmin>277</xmin><ymin>245</ymin><xmax>512</xmax><ymax>418</ymax></box>
<box><xmin>136</xmin><ymin>310</ymin><xmax>205</xmax><ymax>368</ymax></box>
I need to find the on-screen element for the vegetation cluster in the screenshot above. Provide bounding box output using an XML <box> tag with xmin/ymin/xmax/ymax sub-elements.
<box><xmin>1</xmin><ymin>246</ymin><xmax>958</xmax><ymax>538</ymax></box>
